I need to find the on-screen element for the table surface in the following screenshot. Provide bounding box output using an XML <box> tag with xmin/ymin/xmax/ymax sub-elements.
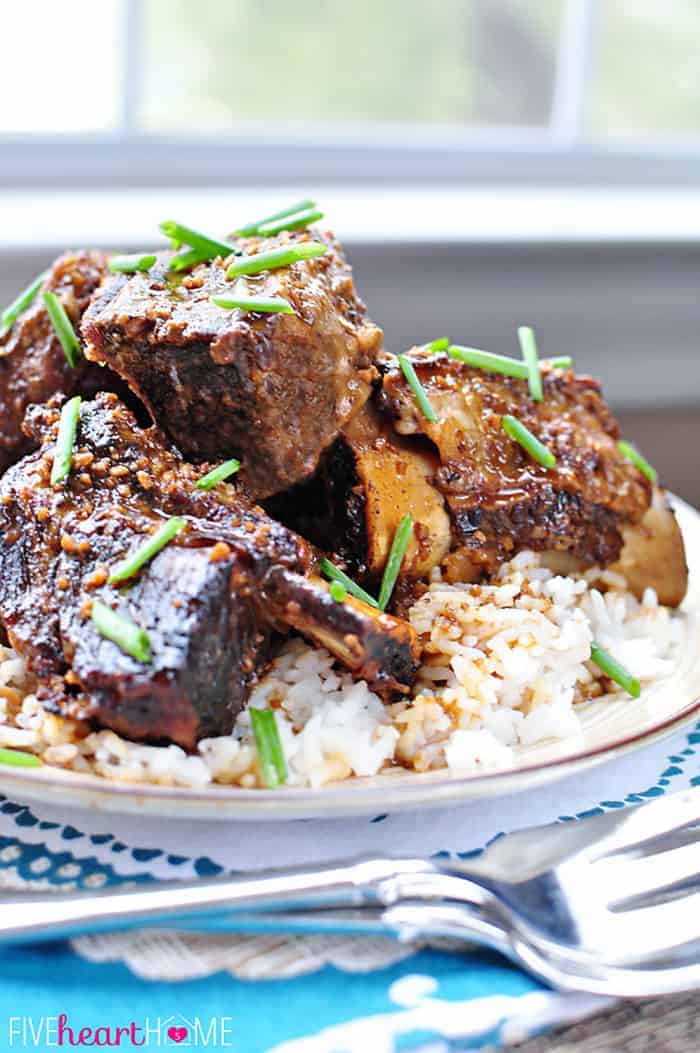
<box><xmin>513</xmin><ymin>994</ymin><xmax>700</xmax><ymax>1053</ymax></box>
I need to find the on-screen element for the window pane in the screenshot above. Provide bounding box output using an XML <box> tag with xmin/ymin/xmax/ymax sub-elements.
<box><xmin>591</xmin><ymin>0</ymin><xmax>700</xmax><ymax>141</ymax></box>
<box><xmin>0</xmin><ymin>0</ymin><xmax>123</xmax><ymax>133</ymax></box>
<box><xmin>142</xmin><ymin>0</ymin><xmax>562</xmax><ymax>131</ymax></box>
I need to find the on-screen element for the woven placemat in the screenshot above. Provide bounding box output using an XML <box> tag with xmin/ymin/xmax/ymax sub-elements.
<box><xmin>511</xmin><ymin>994</ymin><xmax>700</xmax><ymax>1053</ymax></box>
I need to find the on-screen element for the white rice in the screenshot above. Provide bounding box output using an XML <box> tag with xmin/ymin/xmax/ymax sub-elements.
<box><xmin>0</xmin><ymin>552</ymin><xmax>682</xmax><ymax>789</ymax></box>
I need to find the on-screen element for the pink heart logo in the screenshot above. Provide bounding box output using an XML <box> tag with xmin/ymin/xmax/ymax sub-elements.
<box><xmin>167</xmin><ymin>1026</ymin><xmax>189</xmax><ymax>1044</ymax></box>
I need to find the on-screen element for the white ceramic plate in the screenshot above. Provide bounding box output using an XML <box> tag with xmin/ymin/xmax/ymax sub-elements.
<box><xmin>0</xmin><ymin>499</ymin><xmax>698</xmax><ymax>821</ymax></box>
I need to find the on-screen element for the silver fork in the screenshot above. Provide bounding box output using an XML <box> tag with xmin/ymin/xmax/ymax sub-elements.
<box><xmin>0</xmin><ymin>788</ymin><xmax>698</xmax><ymax>997</ymax></box>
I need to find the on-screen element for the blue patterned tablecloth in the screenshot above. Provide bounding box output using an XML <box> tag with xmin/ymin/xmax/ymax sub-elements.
<box><xmin>0</xmin><ymin>720</ymin><xmax>697</xmax><ymax>1053</ymax></box>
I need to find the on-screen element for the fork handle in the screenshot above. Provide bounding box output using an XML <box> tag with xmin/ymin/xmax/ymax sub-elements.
<box><xmin>0</xmin><ymin>855</ymin><xmax>491</xmax><ymax>945</ymax></box>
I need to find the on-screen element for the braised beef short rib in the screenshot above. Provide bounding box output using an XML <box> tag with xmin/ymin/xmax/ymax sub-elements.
<box><xmin>82</xmin><ymin>230</ymin><xmax>382</xmax><ymax>500</ymax></box>
<box><xmin>0</xmin><ymin>251</ymin><xmax>118</xmax><ymax>474</ymax></box>
<box><xmin>378</xmin><ymin>348</ymin><xmax>655</xmax><ymax>578</ymax></box>
<box><xmin>0</xmin><ymin>394</ymin><xmax>418</xmax><ymax>749</ymax></box>
<box><xmin>271</xmin><ymin>349</ymin><xmax>686</xmax><ymax>606</ymax></box>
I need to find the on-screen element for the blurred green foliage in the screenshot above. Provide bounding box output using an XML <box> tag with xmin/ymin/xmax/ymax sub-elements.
<box><xmin>144</xmin><ymin>0</ymin><xmax>561</xmax><ymax>129</ymax></box>
<box><xmin>143</xmin><ymin>0</ymin><xmax>700</xmax><ymax>140</ymax></box>
<box><xmin>593</xmin><ymin>0</ymin><xmax>700</xmax><ymax>137</ymax></box>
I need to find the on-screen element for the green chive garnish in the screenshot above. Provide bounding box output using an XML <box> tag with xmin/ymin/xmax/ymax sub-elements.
<box><xmin>108</xmin><ymin>253</ymin><xmax>157</xmax><ymax>274</ymax></box>
<box><xmin>398</xmin><ymin>354</ymin><xmax>437</xmax><ymax>422</ymax></box>
<box><xmin>617</xmin><ymin>440</ymin><xmax>658</xmax><ymax>483</ymax></box>
<box><xmin>319</xmin><ymin>557</ymin><xmax>379</xmax><ymax>609</ymax></box>
<box><xmin>91</xmin><ymin>600</ymin><xmax>151</xmax><ymax>664</ymax></box>
<box><xmin>590</xmin><ymin>641</ymin><xmax>641</xmax><ymax>698</ymax></box>
<box><xmin>169</xmin><ymin>247</ymin><xmax>213</xmax><ymax>272</ymax></box>
<box><xmin>329</xmin><ymin>581</ymin><xmax>347</xmax><ymax>603</ymax></box>
<box><xmin>378</xmin><ymin>515</ymin><xmax>413</xmax><ymax>611</ymax></box>
<box><xmin>250</xmin><ymin>707</ymin><xmax>288</xmax><ymax>788</ymax></box>
<box><xmin>0</xmin><ymin>748</ymin><xmax>41</xmax><ymax>768</ymax></box>
<box><xmin>211</xmin><ymin>295</ymin><xmax>295</xmax><ymax>315</ymax></box>
<box><xmin>546</xmin><ymin>356</ymin><xmax>572</xmax><ymax>370</ymax></box>
<box><xmin>160</xmin><ymin>221</ymin><xmax>236</xmax><ymax>262</ymax></box>
<box><xmin>448</xmin><ymin>345</ymin><xmax>529</xmax><ymax>380</ymax></box>
<box><xmin>1</xmin><ymin>272</ymin><xmax>46</xmax><ymax>336</ymax></box>
<box><xmin>195</xmin><ymin>458</ymin><xmax>241</xmax><ymax>491</ymax></box>
<box><xmin>51</xmin><ymin>396</ymin><xmax>82</xmax><ymax>486</ymax></box>
<box><xmin>226</xmin><ymin>242</ymin><xmax>327</xmax><ymax>280</ymax></box>
<box><xmin>502</xmin><ymin>414</ymin><xmax>557</xmax><ymax>469</ymax></box>
<box><xmin>235</xmin><ymin>198</ymin><xmax>317</xmax><ymax>238</ymax></box>
<box><xmin>426</xmin><ymin>336</ymin><xmax>449</xmax><ymax>352</ymax></box>
<box><xmin>43</xmin><ymin>291</ymin><xmax>81</xmax><ymax>367</ymax></box>
<box><xmin>518</xmin><ymin>326</ymin><xmax>543</xmax><ymax>402</ymax></box>
<box><xmin>108</xmin><ymin>517</ymin><xmax>187</xmax><ymax>585</ymax></box>
<box><xmin>256</xmin><ymin>207</ymin><xmax>324</xmax><ymax>238</ymax></box>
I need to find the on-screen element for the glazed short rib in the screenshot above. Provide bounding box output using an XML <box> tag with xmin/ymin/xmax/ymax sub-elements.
<box><xmin>82</xmin><ymin>229</ymin><xmax>382</xmax><ymax>500</ymax></box>
<box><xmin>379</xmin><ymin>349</ymin><xmax>654</xmax><ymax>575</ymax></box>
<box><xmin>273</xmin><ymin>349</ymin><xmax>687</xmax><ymax>608</ymax></box>
<box><xmin>0</xmin><ymin>394</ymin><xmax>418</xmax><ymax>749</ymax></box>
<box><xmin>0</xmin><ymin>251</ymin><xmax>121</xmax><ymax>474</ymax></box>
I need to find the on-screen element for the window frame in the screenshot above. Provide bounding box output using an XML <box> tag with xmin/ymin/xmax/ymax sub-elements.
<box><xmin>3</xmin><ymin>130</ymin><xmax>700</xmax><ymax>190</ymax></box>
<box><xmin>4</xmin><ymin>0</ymin><xmax>700</xmax><ymax>191</ymax></box>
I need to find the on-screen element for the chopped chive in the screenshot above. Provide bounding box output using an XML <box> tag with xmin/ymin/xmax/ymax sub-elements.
<box><xmin>617</xmin><ymin>440</ymin><xmax>658</xmax><ymax>483</ymax></box>
<box><xmin>0</xmin><ymin>748</ymin><xmax>41</xmax><ymax>768</ymax></box>
<box><xmin>590</xmin><ymin>641</ymin><xmax>641</xmax><ymax>698</ymax></box>
<box><xmin>91</xmin><ymin>599</ymin><xmax>151</xmax><ymax>664</ymax></box>
<box><xmin>545</xmin><ymin>356</ymin><xmax>572</xmax><ymax>370</ymax></box>
<box><xmin>1</xmin><ymin>272</ymin><xmax>46</xmax><ymax>336</ymax></box>
<box><xmin>211</xmin><ymin>294</ymin><xmax>295</xmax><ymax>315</ymax></box>
<box><xmin>426</xmin><ymin>336</ymin><xmax>449</xmax><ymax>352</ymax></box>
<box><xmin>169</xmin><ymin>247</ymin><xmax>213</xmax><ymax>272</ymax></box>
<box><xmin>398</xmin><ymin>354</ymin><xmax>437</xmax><ymax>422</ymax></box>
<box><xmin>108</xmin><ymin>253</ymin><xmax>156</xmax><ymax>274</ymax></box>
<box><xmin>319</xmin><ymin>557</ymin><xmax>379</xmax><ymax>609</ymax></box>
<box><xmin>502</xmin><ymin>414</ymin><xmax>557</xmax><ymax>469</ymax></box>
<box><xmin>448</xmin><ymin>345</ymin><xmax>529</xmax><ymax>380</ymax></box>
<box><xmin>235</xmin><ymin>198</ymin><xmax>317</xmax><ymax>238</ymax></box>
<box><xmin>108</xmin><ymin>517</ymin><xmax>187</xmax><ymax>585</ymax></box>
<box><xmin>257</xmin><ymin>207</ymin><xmax>324</xmax><ymax>237</ymax></box>
<box><xmin>195</xmin><ymin>458</ymin><xmax>241</xmax><ymax>490</ymax></box>
<box><xmin>226</xmin><ymin>241</ymin><xmax>327</xmax><ymax>280</ymax></box>
<box><xmin>518</xmin><ymin>326</ymin><xmax>543</xmax><ymax>402</ymax></box>
<box><xmin>378</xmin><ymin>515</ymin><xmax>414</xmax><ymax>611</ymax></box>
<box><xmin>329</xmin><ymin>581</ymin><xmax>347</xmax><ymax>603</ymax></box>
<box><xmin>160</xmin><ymin>221</ymin><xmax>236</xmax><ymax>262</ymax></box>
<box><xmin>51</xmin><ymin>396</ymin><xmax>82</xmax><ymax>486</ymax></box>
<box><xmin>42</xmin><ymin>291</ymin><xmax>81</xmax><ymax>367</ymax></box>
<box><xmin>250</xmin><ymin>707</ymin><xmax>288</xmax><ymax>788</ymax></box>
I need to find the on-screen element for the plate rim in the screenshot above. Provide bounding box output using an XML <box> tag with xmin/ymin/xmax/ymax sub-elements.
<box><xmin>0</xmin><ymin>659</ymin><xmax>696</xmax><ymax>822</ymax></box>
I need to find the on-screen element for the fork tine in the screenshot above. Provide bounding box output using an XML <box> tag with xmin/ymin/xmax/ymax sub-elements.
<box><xmin>471</xmin><ymin>789</ymin><xmax>700</xmax><ymax>883</ymax></box>
<box><xmin>599</xmin><ymin>890</ymin><xmax>700</xmax><ymax>962</ymax></box>
<box><xmin>515</xmin><ymin>939</ymin><xmax>700</xmax><ymax>998</ymax></box>
<box><xmin>603</xmin><ymin>840</ymin><xmax>700</xmax><ymax>908</ymax></box>
<box><xmin>589</xmin><ymin>787</ymin><xmax>700</xmax><ymax>862</ymax></box>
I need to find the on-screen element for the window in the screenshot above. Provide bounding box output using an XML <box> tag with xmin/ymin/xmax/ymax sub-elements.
<box><xmin>2</xmin><ymin>0</ymin><xmax>700</xmax><ymax>187</ymax></box>
<box><xmin>140</xmin><ymin>0</ymin><xmax>562</xmax><ymax>131</ymax></box>
<box><xmin>593</xmin><ymin>1</ymin><xmax>700</xmax><ymax>141</ymax></box>
<box><xmin>1</xmin><ymin>1</ymin><xmax>123</xmax><ymax>133</ymax></box>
